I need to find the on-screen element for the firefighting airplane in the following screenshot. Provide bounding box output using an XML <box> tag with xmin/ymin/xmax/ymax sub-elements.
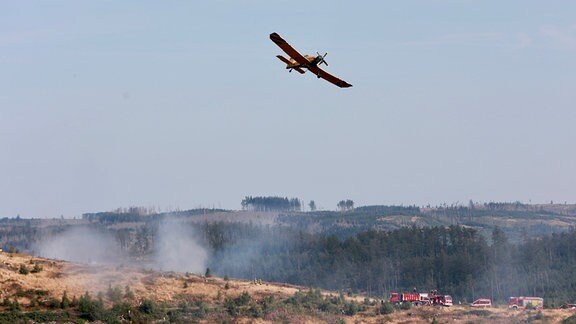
<box><xmin>270</xmin><ymin>32</ymin><xmax>352</xmax><ymax>88</ymax></box>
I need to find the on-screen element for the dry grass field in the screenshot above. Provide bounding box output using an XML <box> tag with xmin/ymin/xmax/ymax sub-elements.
<box><xmin>1</xmin><ymin>252</ymin><xmax>575</xmax><ymax>323</ymax></box>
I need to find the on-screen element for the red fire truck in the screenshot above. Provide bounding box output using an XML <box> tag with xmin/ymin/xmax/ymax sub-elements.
<box><xmin>430</xmin><ymin>294</ymin><xmax>453</xmax><ymax>306</ymax></box>
<box><xmin>390</xmin><ymin>291</ymin><xmax>452</xmax><ymax>307</ymax></box>
<box><xmin>508</xmin><ymin>296</ymin><xmax>543</xmax><ymax>310</ymax></box>
<box><xmin>389</xmin><ymin>292</ymin><xmax>429</xmax><ymax>306</ymax></box>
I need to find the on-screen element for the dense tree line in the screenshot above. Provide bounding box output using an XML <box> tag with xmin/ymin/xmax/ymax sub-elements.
<box><xmin>241</xmin><ymin>196</ymin><xmax>301</xmax><ymax>212</ymax></box>
<box><xmin>337</xmin><ymin>200</ymin><xmax>354</xmax><ymax>211</ymax></box>
<box><xmin>82</xmin><ymin>208</ymin><xmax>226</xmax><ymax>224</ymax></box>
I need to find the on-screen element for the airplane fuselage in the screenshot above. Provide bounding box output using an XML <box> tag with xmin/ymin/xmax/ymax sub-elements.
<box><xmin>286</xmin><ymin>55</ymin><xmax>321</xmax><ymax>69</ymax></box>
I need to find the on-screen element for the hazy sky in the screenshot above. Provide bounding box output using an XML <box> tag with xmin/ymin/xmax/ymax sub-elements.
<box><xmin>2</xmin><ymin>2</ymin><xmax>575</xmax><ymax>218</ymax></box>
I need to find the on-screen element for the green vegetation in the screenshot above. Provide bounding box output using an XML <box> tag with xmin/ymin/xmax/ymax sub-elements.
<box><xmin>18</xmin><ymin>264</ymin><xmax>29</xmax><ymax>275</ymax></box>
<box><xmin>31</xmin><ymin>263</ymin><xmax>42</xmax><ymax>273</ymax></box>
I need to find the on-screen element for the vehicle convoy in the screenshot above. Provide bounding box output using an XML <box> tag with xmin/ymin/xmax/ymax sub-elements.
<box><xmin>508</xmin><ymin>296</ymin><xmax>544</xmax><ymax>309</ymax></box>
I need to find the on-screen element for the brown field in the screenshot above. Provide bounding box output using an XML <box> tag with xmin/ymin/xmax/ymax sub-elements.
<box><xmin>1</xmin><ymin>252</ymin><xmax>575</xmax><ymax>323</ymax></box>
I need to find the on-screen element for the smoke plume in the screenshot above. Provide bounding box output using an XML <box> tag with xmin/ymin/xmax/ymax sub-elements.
<box><xmin>33</xmin><ymin>218</ymin><xmax>208</xmax><ymax>275</ymax></box>
<box><xmin>34</xmin><ymin>226</ymin><xmax>123</xmax><ymax>265</ymax></box>
<box><xmin>152</xmin><ymin>217</ymin><xmax>208</xmax><ymax>273</ymax></box>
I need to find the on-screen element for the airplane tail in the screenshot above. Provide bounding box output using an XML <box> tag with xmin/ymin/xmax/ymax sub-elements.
<box><xmin>276</xmin><ymin>55</ymin><xmax>305</xmax><ymax>74</ymax></box>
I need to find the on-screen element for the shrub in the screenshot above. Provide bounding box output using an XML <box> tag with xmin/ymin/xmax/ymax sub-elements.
<box><xmin>31</xmin><ymin>263</ymin><xmax>42</xmax><ymax>273</ymax></box>
<box><xmin>249</xmin><ymin>304</ymin><xmax>263</xmax><ymax>318</ymax></box>
<box><xmin>18</xmin><ymin>264</ymin><xmax>29</xmax><ymax>275</ymax></box>
<box><xmin>10</xmin><ymin>299</ymin><xmax>20</xmax><ymax>312</ymax></box>
<box><xmin>225</xmin><ymin>297</ymin><xmax>237</xmax><ymax>316</ymax></box>
<box><xmin>378</xmin><ymin>301</ymin><xmax>394</xmax><ymax>315</ymax></box>
<box><xmin>261</xmin><ymin>295</ymin><xmax>276</xmax><ymax>313</ymax></box>
<box><xmin>235</xmin><ymin>291</ymin><xmax>251</xmax><ymax>306</ymax></box>
<box><xmin>344</xmin><ymin>300</ymin><xmax>360</xmax><ymax>316</ymax></box>
<box><xmin>110</xmin><ymin>301</ymin><xmax>134</xmax><ymax>319</ymax></box>
<box><xmin>138</xmin><ymin>299</ymin><xmax>159</xmax><ymax>315</ymax></box>
<box><xmin>399</xmin><ymin>301</ymin><xmax>412</xmax><ymax>310</ymax></box>
<box><xmin>61</xmin><ymin>291</ymin><xmax>70</xmax><ymax>309</ymax></box>
<box><xmin>193</xmin><ymin>301</ymin><xmax>208</xmax><ymax>319</ymax></box>
<box><xmin>46</xmin><ymin>297</ymin><xmax>60</xmax><ymax>309</ymax></box>
<box><xmin>106</xmin><ymin>285</ymin><xmax>123</xmax><ymax>303</ymax></box>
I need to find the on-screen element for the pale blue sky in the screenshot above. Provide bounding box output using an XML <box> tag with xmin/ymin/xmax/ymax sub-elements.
<box><xmin>1</xmin><ymin>1</ymin><xmax>575</xmax><ymax>218</ymax></box>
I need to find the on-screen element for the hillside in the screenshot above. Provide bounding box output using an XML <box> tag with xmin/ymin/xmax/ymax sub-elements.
<box><xmin>1</xmin><ymin>252</ymin><xmax>575</xmax><ymax>323</ymax></box>
<box><xmin>3</xmin><ymin>203</ymin><xmax>576</xmax><ymax>310</ymax></box>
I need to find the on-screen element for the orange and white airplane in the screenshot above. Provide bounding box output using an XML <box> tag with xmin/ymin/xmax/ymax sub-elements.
<box><xmin>270</xmin><ymin>32</ymin><xmax>352</xmax><ymax>88</ymax></box>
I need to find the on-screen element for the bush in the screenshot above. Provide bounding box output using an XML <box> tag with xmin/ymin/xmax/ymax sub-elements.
<box><xmin>249</xmin><ymin>304</ymin><xmax>263</xmax><ymax>318</ymax></box>
<box><xmin>344</xmin><ymin>300</ymin><xmax>360</xmax><ymax>316</ymax></box>
<box><xmin>46</xmin><ymin>298</ymin><xmax>60</xmax><ymax>309</ymax></box>
<box><xmin>225</xmin><ymin>297</ymin><xmax>237</xmax><ymax>316</ymax></box>
<box><xmin>110</xmin><ymin>301</ymin><xmax>134</xmax><ymax>319</ymax></box>
<box><xmin>261</xmin><ymin>295</ymin><xmax>276</xmax><ymax>314</ymax></box>
<box><xmin>61</xmin><ymin>291</ymin><xmax>70</xmax><ymax>309</ymax></box>
<box><xmin>106</xmin><ymin>285</ymin><xmax>123</xmax><ymax>303</ymax></box>
<box><xmin>378</xmin><ymin>301</ymin><xmax>394</xmax><ymax>315</ymax></box>
<box><xmin>139</xmin><ymin>299</ymin><xmax>159</xmax><ymax>315</ymax></box>
<box><xmin>77</xmin><ymin>292</ymin><xmax>106</xmax><ymax>321</ymax></box>
<box><xmin>18</xmin><ymin>264</ymin><xmax>29</xmax><ymax>275</ymax></box>
<box><xmin>31</xmin><ymin>263</ymin><xmax>42</xmax><ymax>273</ymax></box>
<box><xmin>10</xmin><ymin>299</ymin><xmax>20</xmax><ymax>312</ymax></box>
<box><xmin>193</xmin><ymin>301</ymin><xmax>208</xmax><ymax>319</ymax></box>
<box><xmin>235</xmin><ymin>291</ymin><xmax>251</xmax><ymax>306</ymax></box>
<box><xmin>399</xmin><ymin>301</ymin><xmax>412</xmax><ymax>310</ymax></box>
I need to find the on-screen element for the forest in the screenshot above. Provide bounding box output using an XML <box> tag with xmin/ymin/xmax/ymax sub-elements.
<box><xmin>205</xmin><ymin>222</ymin><xmax>576</xmax><ymax>306</ymax></box>
<box><xmin>2</xmin><ymin>202</ymin><xmax>576</xmax><ymax>307</ymax></box>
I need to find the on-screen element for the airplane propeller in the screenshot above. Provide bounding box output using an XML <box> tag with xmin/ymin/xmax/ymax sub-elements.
<box><xmin>316</xmin><ymin>52</ymin><xmax>328</xmax><ymax>66</ymax></box>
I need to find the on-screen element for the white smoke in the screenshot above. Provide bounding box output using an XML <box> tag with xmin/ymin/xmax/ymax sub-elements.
<box><xmin>34</xmin><ymin>226</ymin><xmax>123</xmax><ymax>265</ymax></box>
<box><xmin>33</xmin><ymin>218</ymin><xmax>208</xmax><ymax>274</ymax></box>
<box><xmin>152</xmin><ymin>217</ymin><xmax>207</xmax><ymax>274</ymax></box>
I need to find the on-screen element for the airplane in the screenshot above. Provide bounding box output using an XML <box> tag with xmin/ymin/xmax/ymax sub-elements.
<box><xmin>270</xmin><ymin>32</ymin><xmax>352</xmax><ymax>88</ymax></box>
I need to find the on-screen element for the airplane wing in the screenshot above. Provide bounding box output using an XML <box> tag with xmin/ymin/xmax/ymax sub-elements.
<box><xmin>270</xmin><ymin>32</ymin><xmax>309</xmax><ymax>66</ymax></box>
<box><xmin>308</xmin><ymin>65</ymin><xmax>353</xmax><ymax>88</ymax></box>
